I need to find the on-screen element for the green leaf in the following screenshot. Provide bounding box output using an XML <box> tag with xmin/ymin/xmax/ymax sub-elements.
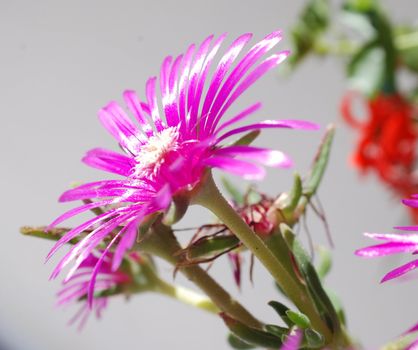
<box><xmin>221</xmin><ymin>313</ymin><xmax>282</xmax><ymax>348</ymax></box>
<box><xmin>264</xmin><ymin>325</ymin><xmax>288</xmax><ymax>338</ymax></box>
<box><xmin>280</xmin><ymin>224</ymin><xmax>340</xmax><ymax>334</ymax></box>
<box><xmin>325</xmin><ymin>288</ymin><xmax>347</xmax><ymax>325</ymax></box>
<box><xmin>286</xmin><ymin>310</ymin><xmax>311</xmax><ymax>329</ymax></box>
<box><xmin>396</xmin><ymin>27</ymin><xmax>418</xmax><ymax>73</ymax></box>
<box><xmin>305</xmin><ymin>328</ymin><xmax>325</xmax><ymax>348</ymax></box>
<box><xmin>288</xmin><ymin>0</ymin><xmax>330</xmax><ymax>67</ymax></box>
<box><xmin>267</xmin><ymin>301</ymin><xmax>293</xmax><ymax>327</ymax></box>
<box><xmin>232</xmin><ymin>130</ymin><xmax>260</xmax><ymax>146</ymax></box>
<box><xmin>344</xmin><ymin>0</ymin><xmax>377</xmax><ymax>12</ymax></box>
<box><xmin>304</xmin><ymin>125</ymin><xmax>335</xmax><ymax>198</ymax></box>
<box><xmin>227</xmin><ymin>334</ymin><xmax>255</xmax><ymax>349</ymax></box>
<box><xmin>316</xmin><ymin>246</ymin><xmax>332</xmax><ymax>280</ymax></box>
<box><xmin>347</xmin><ymin>40</ymin><xmax>384</xmax><ymax>96</ymax></box>
<box><xmin>340</xmin><ymin>10</ymin><xmax>376</xmax><ymax>38</ymax></box>
<box><xmin>187</xmin><ymin>235</ymin><xmax>240</xmax><ymax>260</ymax></box>
<box><xmin>221</xmin><ymin>177</ymin><xmax>244</xmax><ymax>205</ymax></box>
<box><xmin>20</xmin><ymin>226</ymin><xmax>81</xmax><ymax>244</ymax></box>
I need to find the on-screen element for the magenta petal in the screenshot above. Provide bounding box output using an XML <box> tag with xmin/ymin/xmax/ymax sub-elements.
<box><xmin>364</xmin><ymin>232</ymin><xmax>418</xmax><ymax>244</ymax></box>
<box><xmin>215</xmin><ymin>102</ymin><xmax>262</xmax><ymax>135</ymax></box>
<box><xmin>216</xmin><ymin>119</ymin><xmax>320</xmax><ymax>144</ymax></box>
<box><xmin>204</xmin><ymin>156</ymin><xmax>266</xmax><ymax>180</ymax></box>
<box><xmin>381</xmin><ymin>259</ymin><xmax>418</xmax><ymax>282</ymax></box>
<box><xmin>215</xmin><ymin>145</ymin><xmax>292</xmax><ymax>168</ymax></box>
<box><xmin>210</xmin><ymin>51</ymin><xmax>290</xmax><ymax>132</ymax></box>
<box><xmin>394</xmin><ymin>225</ymin><xmax>418</xmax><ymax>231</ymax></box>
<box><xmin>205</xmin><ymin>31</ymin><xmax>283</xmax><ymax>133</ymax></box>
<box><xmin>111</xmin><ymin>220</ymin><xmax>138</xmax><ymax>271</ymax></box>
<box><xmin>406</xmin><ymin>339</ymin><xmax>418</xmax><ymax>350</ymax></box>
<box><xmin>98</xmin><ymin>102</ymin><xmax>144</xmax><ymax>154</ymax></box>
<box><xmin>355</xmin><ymin>242</ymin><xmax>418</xmax><ymax>257</ymax></box>
<box><xmin>123</xmin><ymin>90</ymin><xmax>154</xmax><ymax>137</ymax></box>
<box><xmin>403</xmin><ymin>198</ymin><xmax>418</xmax><ymax>208</ymax></box>
<box><xmin>145</xmin><ymin>77</ymin><xmax>165</xmax><ymax>132</ymax></box>
<box><xmin>201</xmin><ymin>33</ymin><xmax>253</xmax><ymax>135</ymax></box>
<box><xmin>187</xmin><ymin>34</ymin><xmax>214</xmax><ymax>132</ymax></box>
<box><xmin>281</xmin><ymin>329</ymin><xmax>302</xmax><ymax>350</ymax></box>
<box><xmin>82</xmin><ymin>147</ymin><xmax>133</xmax><ymax>176</ymax></box>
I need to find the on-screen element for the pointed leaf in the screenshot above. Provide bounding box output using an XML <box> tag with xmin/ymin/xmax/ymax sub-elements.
<box><xmin>280</xmin><ymin>223</ymin><xmax>340</xmax><ymax>334</ymax></box>
<box><xmin>221</xmin><ymin>313</ymin><xmax>282</xmax><ymax>348</ymax></box>
<box><xmin>232</xmin><ymin>130</ymin><xmax>261</xmax><ymax>146</ymax></box>
<box><xmin>305</xmin><ymin>328</ymin><xmax>325</xmax><ymax>348</ymax></box>
<box><xmin>227</xmin><ymin>334</ymin><xmax>255</xmax><ymax>349</ymax></box>
<box><xmin>187</xmin><ymin>235</ymin><xmax>240</xmax><ymax>260</ymax></box>
<box><xmin>316</xmin><ymin>246</ymin><xmax>332</xmax><ymax>280</ymax></box>
<box><xmin>304</xmin><ymin>125</ymin><xmax>335</xmax><ymax>198</ymax></box>
<box><xmin>268</xmin><ymin>301</ymin><xmax>293</xmax><ymax>327</ymax></box>
<box><xmin>264</xmin><ymin>324</ymin><xmax>288</xmax><ymax>338</ymax></box>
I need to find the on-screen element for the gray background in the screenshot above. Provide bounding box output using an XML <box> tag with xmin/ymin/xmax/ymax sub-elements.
<box><xmin>1</xmin><ymin>1</ymin><xmax>417</xmax><ymax>349</ymax></box>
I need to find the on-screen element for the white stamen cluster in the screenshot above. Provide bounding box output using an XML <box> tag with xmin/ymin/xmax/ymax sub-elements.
<box><xmin>134</xmin><ymin>127</ymin><xmax>180</xmax><ymax>176</ymax></box>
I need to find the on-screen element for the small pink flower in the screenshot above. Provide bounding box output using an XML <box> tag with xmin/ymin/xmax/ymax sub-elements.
<box><xmin>57</xmin><ymin>251</ymin><xmax>130</xmax><ymax>325</ymax></box>
<box><xmin>280</xmin><ymin>328</ymin><xmax>302</xmax><ymax>350</ymax></box>
<box><xmin>356</xmin><ymin>197</ymin><xmax>418</xmax><ymax>282</ymax></box>
<box><xmin>47</xmin><ymin>31</ymin><xmax>318</xmax><ymax>297</ymax></box>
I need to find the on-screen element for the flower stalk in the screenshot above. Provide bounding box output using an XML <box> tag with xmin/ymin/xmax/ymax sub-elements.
<box><xmin>191</xmin><ymin>172</ymin><xmax>333</xmax><ymax>343</ymax></box>
<box><xmin>139</xmin><ymin>220</ymin><xmax>263</xmax><ymax>329</ymax></box>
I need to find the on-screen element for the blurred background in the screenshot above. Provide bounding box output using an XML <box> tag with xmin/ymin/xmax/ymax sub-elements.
<box><xmin>1</xmin><ymin>1</ymin><xmax>417</xmax><ymax>349</ymax></box>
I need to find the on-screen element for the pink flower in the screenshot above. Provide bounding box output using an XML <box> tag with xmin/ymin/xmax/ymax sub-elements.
<box><xmin>355</xmin><ymin>197</ymin><xmax>418</xmax><ymax>282</ymax></box>
<box><xmin>57</xmin><ymin>251</ymin><xmax>131</xmax><ymax>329</ymax></box>
<box><xmin>280</xmin><ymin>328</ymin><xmax>302</xmax><ymax>350</ymax></box>
<box><xmin>405</xmin><ymin>322</ymin><xmax>418</xmax><ymax>350</ymax></box>
<box><xmin>47</xmin><ymin>31</ymin><xmax>318</xmax><ymax>295</ymax></box>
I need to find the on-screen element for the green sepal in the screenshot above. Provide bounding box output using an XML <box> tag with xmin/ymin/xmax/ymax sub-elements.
<box><xmin>305</xmin><ymin>328</ymin><xmax>325</xmax><ymax>348</ymax></box>
<box><xmin>303</xmin><ymin>125</ymin><xmax>335</xmax><ymax>199</ymax></box>
<box><xmin>138</xmin><ymin>212</ymin><xmax>161</xmax><ymax>237</ymax></box>
<box><xmin>280</xmin><ymin>223</ymin><xmax>340</xmax><ymax>334</ymax></box>
<box><xmin>186</xmin><ymin>235</ymin><xmax>240</xmax><ymax>260</ymax></box>
<box><xmin>227</xmin><ymin>334</ymin><xmax>255</xmax><ymax>349</ymax></box>
<box><xmin>162</xmin><ymin>192</ymin><xmax>190</xmax><ymax>226</ymax></box>
<box><xmin>281</xmin><ymin>173</ymin><xmax>303</xmax><ymax>218</ymax></box>
<box><xmin>221</xmin><ymin>313</ymin><xmax>282</xmax><ymax>348</ymax></box>
<box><xmin>221</xmin><ymin>177</ymin><xmax>244</xmax><ymax>205</ymax></box>
<box><xmin>232</xmin><ymin>130</ymin><xmax>260</xmax><ymax>147</ymax></box>
<box><xmin>267</xmin><ymin>301</ymin><xmax>293</xmax><ymax>327</ymax></box>
<box><xmin>286</xmin><ymin>310</ymin><xmax>311</xmax><ymax>329</ymax></box>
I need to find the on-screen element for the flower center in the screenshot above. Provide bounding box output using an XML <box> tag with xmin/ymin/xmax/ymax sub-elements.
<box><xmin>133</xmin><ymin>127</ymin><xmax>180</xmax><ymax>176</ymax></box>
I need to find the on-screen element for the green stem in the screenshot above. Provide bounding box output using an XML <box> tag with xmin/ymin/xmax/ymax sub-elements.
<box><xmin>139</xmin><ymin>222</ymin><xmax>263</xmax><ymax>329</ymax></box>
<box><xmin>154</xmin><ymin>278</ymin><xmax>219</xmax><ymax>314</ymax></box>
<box><xmin>191</xmin><ymin>173</ymin><xmax>332</xmax><ymax>342</ymax></box>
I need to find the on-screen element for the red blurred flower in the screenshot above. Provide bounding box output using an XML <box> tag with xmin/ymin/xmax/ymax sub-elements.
<box><xmin>342</xmin><ymin>91</ymin><xmax>418</xmax><ymax>221</ymax></box>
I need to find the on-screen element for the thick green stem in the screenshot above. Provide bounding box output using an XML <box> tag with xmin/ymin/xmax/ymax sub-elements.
<box><xmin>139</xmin><ymin>222</ymin><xmax>263</xmax><ymax>329</ymax></box>
<box><xmin>154</xmin><ymin>278</ymin><xmax>219</xmax><ymax>314</ymax></box>
<box><xmin>191</xmin><ymin>173</ymin><xmax>332</xmax><ymax>342</ymax></box>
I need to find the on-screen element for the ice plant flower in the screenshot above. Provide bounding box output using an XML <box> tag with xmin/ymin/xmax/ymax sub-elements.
<box><xmin>57</xmin><ymin>251</ymin><xmax>131</xmax><ymax>330</ymax></box>
<box><xmin>355</xmin><ymin>196</ymin><xmax>418</xmax><ymax>282</ymax></box>
<box><xmin>47</xmin><ymin>30</ymin><xmax>319</xmax><ymax>295</ymax></box>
